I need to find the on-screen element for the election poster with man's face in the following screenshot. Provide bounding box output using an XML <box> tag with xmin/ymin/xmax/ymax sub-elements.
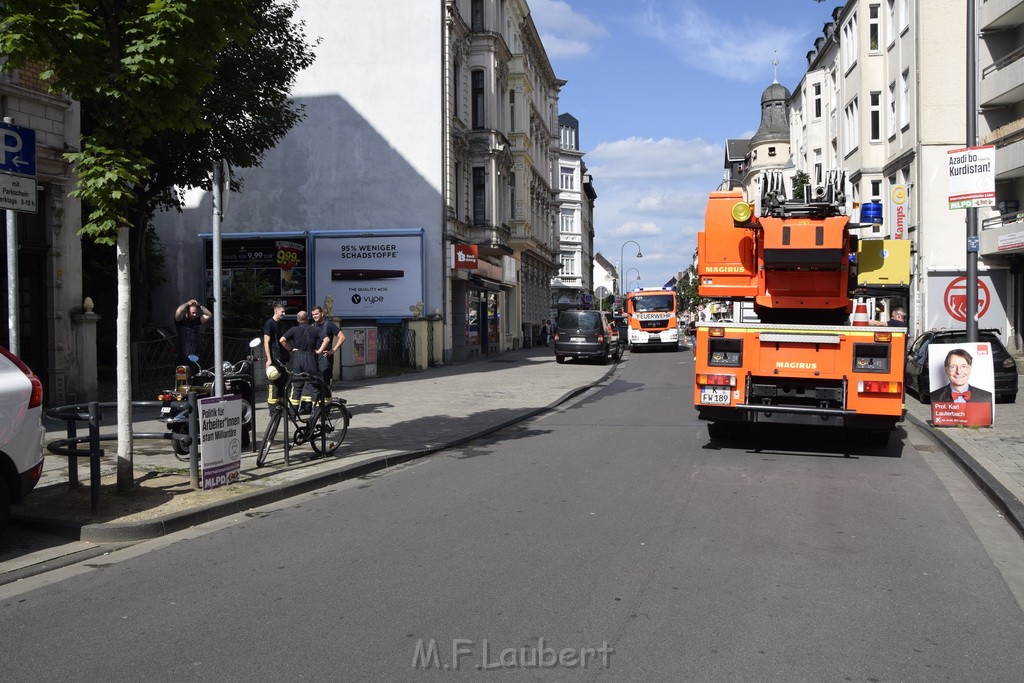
<box><xmin>928</xmin><ymin>342</ymin><xmax>994</xmax><ymax>427</ymax></box>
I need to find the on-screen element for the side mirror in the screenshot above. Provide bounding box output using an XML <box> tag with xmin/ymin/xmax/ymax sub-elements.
<box><xmin>249</xmin><ymin>337</ymin><xmax>262</xmax><ymax>349</ymax></box>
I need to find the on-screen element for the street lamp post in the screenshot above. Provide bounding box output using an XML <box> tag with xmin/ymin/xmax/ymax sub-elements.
<box><xmin>624</xmin><ymin>268</ymin><xmax>641</xmax><ymax>287</ymax></box>
<box><xmin>619</xmin><ymin>240</ymin><xmax>643</xmax><ymax>299</ymax></box>
<box><xmin>627</xmin><ymin>278</ymin><xmax>642</xmax><ymax>292</ymax></box>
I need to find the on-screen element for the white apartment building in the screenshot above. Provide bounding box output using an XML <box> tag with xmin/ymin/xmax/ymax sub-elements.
<box><xmin>551</xmin><ymin>113</ymin><xmax>597</xmax><ymax>319</ymax></box>
<box><xmin>979</xmin><ymin>0</ymin><xmax>1024</xmax><ymax>353</ymax></box>
<box><xmin>153</xmin><ymin>0</ymin><xmax>564</xmax><ymax>363</ymax></box>
<box><xmin>785</xmin><ymin>0</ymin><xmax>1023</xmax><ymax>349</ymax></box>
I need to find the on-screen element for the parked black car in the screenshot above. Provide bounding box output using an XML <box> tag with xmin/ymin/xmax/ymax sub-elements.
<box><xmin>613</xmin><ymin>315</ymin><xmax>629</xmax><ymax>349</ymax></box>
<box><xmin>905</xmin><ymin>328</ymin><xmax>1019</xmax><ymax>404</ymax></box>
<box><xmin>554</xmin><ymin>309</ymin><xmax>618</xmax><ymax>364</ymax></box>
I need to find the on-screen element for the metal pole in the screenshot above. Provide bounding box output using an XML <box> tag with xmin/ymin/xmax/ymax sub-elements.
<box><xmin>4</xmin><ymin>116</ymin><xmax>18</xmax><ymax>356</ymax></box>
<box><xmin>212</xmin><ymin>161</ymin><xmax>224</xmax><ymax>395</ymax></box>
<box><xmin>966</xmin><ymin>0</ymin><xmax>978</xmax><ymax>343</ymax></box>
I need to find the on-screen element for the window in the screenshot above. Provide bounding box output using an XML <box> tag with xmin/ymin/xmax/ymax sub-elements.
<box><xmin>471</xmin><ymin>0</ymin><xmax>483</xmax><ymax>32</ymax></box>
<box><xmin>886</xmin><ymin>0</ymin><xmax>895</xmax><ymax>45</ymax></box>
<box><xmin>560</xmin><ymin>208</ymin><xmax>574</xmax><ymax>233</ymax></box>
<box><xmin>888</xmin><ymin>82</ymin><xmax>896</xmax><ymax>137</ymax></box>
<box><xmin>473</xmin><ymin>167</ymin><xmax>485</xmax><ymax>224</ymax></box>
<box><xmin>898</xmin><ymin>0</ymin><xmax>908</xmax><ymax>32</ymax></box>
<box><xmin>508</xmin><ymin>90</ymin><xmax>515</xmax><ymax>132</ymax></box>
<box><xmin>454</xmin><ymin>162</ymin><xmax>461</xmax><ymax>219</ymax></box>
<box><xmin>453</xmin><ymin>62</ymin><xmax>460</xmax><ymax>118</ymax></box>
<box><xmin>560</xmin><ymin>125</ymin><xmax>576</xmax><ymax>150</ymax></box>
<box><xmin>509</xmin><ymin>172</ymin><xmax>516</xmax><ymax>218</ymax></box>
<box><xmin>844</xmin><ymin>98</ymin><xmax>860</xmax><ymax>153</ymax></box>
<box><xmin>472</xmin><ymin>70</ymin><xmax>484</xmax><ymax>129</ymax></box>
<box><xmin>814</xmin><ymin>149</ymin><xmax>823</xmax><ymax>185</ymax></box>
<box><xmin>869</xmin><ymin>91</ymin><xmax>881</xmax><ymax>142</ymax></box>
<box><xmin>842</xmin><ymin>13</ymin><xmax>858</xmax><ymax>71</ymax></box>
<box><xmin>813</xmin><ymin>83</ymin><xmax>822</xmax><ymax>119</ymax></box>
<box><xmin>560</xmin><ymin>166</ymin><xmax>574</xmax><ymax>190</ymax></box>
<box><xmin>560</xmin><ymin>252</ymin><xmax>576</xmax><ymax>276</ymax></box>
<box><xmin>868</xmin><ymin>4</ymin><xmax>880</xmax><ymax>51</ymax></box>
<box><xmin>900</xmin><ymin>69</ymin><xmax>910</xmax><ymax>128</ymax></box>
<box><xmin>871</xmin><ymin>179</ymin><xmax>882</xmax><ymax>201</ymax></box>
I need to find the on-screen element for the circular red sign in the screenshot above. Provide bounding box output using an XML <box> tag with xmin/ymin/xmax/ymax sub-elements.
<box><xmin>943</xmin><ymin>276</ymin><xmax>990</xmax><ymax>322</ymax></box>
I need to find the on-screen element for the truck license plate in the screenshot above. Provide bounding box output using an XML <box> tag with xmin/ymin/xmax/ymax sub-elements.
<box><xmin>700</xmin><ymin>388</ymin><xmax>730</xmax><ymax>405</ymax></box>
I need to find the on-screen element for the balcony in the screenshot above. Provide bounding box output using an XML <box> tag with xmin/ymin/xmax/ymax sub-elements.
<box><xmin>470</xmin><ymin>221</ymin><xmax>513</xmax><ymax>256</ymax></box>
<box><xmin>980</xmin><ymin>208</ymin><xmax>1024</xmax><ymax>257</ymax></box>
<box><xmin>981</xmin><ymin>0</ymin><xmax>1024</xmax><ymax>32</ymax></box>
<box><xmin>980</xmin><ymin>44</ymin><xmax>1024</xmax><ymax>108</ymax></box>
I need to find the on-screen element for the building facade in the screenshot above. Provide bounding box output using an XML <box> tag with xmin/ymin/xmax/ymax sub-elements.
<box><xmin>0</xmin><ymin>63</ymin><xmax>82</xmax><ymax>405</ymax></box>
<box><xmin>550</xmin><ymin>113</ymin><xmax>597</xmax><ymax>318</ymax></box>
<box><xmin>153</xmin><ymin>0</ymin><xmax>565</xmax><ymax>363</ymax></box>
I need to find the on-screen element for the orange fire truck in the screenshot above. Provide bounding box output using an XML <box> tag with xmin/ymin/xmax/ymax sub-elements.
<box><xmin>623</xmin><ymin>287</ymin><xmax>680</xmax><ymax>351</ymax></box>
<box><xmin>694</xmin><ymin>170</ymin><xmax>908</xmax><ymax>446</ymax></box>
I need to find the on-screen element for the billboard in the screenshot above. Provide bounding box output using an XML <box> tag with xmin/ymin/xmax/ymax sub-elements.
<box><xmin>203</xmin><ymin>234</ymin><xmax>309</xmax><ymax>315</ymax></box>
<box><xmin>312</xmin><ymin>232</ymin><xmax>424</xmax><ymax>318</ymax></box>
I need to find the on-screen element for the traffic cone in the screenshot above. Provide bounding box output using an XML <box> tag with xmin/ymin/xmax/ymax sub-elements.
<box><xmin>852</xmin><ymin>302</ymin><xmax>869</xmax><ymax>326</ymax></box>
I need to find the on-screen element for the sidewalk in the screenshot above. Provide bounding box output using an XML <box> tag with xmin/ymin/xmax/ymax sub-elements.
<box><xmin>13</xmin><ymin>347</ymin><xmax>613</xmax><ymax>543</ymax></box>
<box><xmin>903</xmin><ymin>390</ymin><xmax>1024</xmax><ymax>536</ymax></box>
<box><xmin>10</xmin><ymin>348</ymin><xmax>1024</xmax><ymax>548</ymax></box>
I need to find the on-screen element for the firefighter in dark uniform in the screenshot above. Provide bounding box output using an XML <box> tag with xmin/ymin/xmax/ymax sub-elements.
<box><xmin>279</xmin><ymin>310</ymin><xmax>328</xmax><ymax>413</ymax></box>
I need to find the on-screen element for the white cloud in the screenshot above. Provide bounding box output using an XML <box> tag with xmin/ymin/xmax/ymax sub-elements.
<box><xmin>587</xmin><ymin>136</ymin><xmax>721</xmax><ymax>180</ymax></box>
<box><xmin>530</xmin><ymin>0</ymin><xmax>607</xmax><ymax>58</ymax></box>
<box><xmin>634</xmin><ymin>1</ymin><xmax>807</xmax><ymax>83</ymax></box>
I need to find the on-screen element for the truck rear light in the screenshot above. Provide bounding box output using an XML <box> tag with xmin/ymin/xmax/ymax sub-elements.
<box><xmin>858</xmin><ymin>380</ymin><xmax>902</xmax><ymax>394</ymax></box>
<box><xmin>697</xmin><ymin>373</ymin><xmax>736</xmax><ymax>387</ymax></box>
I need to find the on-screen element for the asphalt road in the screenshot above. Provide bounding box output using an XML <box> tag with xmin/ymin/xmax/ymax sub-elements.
<box><xmin>2</xmin><ymin>348</ymin><xmax>1024</xmax><ymax>680</ymax></box>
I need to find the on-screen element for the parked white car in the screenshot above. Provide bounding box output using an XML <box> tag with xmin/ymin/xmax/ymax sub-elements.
<box><xmin>0</xmin><ymin>345</ymin><xmax>45</xmax><ymax>536</ymax></box>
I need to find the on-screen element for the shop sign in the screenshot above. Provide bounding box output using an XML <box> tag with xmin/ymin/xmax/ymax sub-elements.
<box><xmin>453</xmin><ymin>243</ymin><xmax>478</xmax><ymax>269</ymax></box>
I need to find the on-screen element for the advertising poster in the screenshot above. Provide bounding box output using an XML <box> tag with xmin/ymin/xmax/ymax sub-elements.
<box><xmin>198</xmin><ymin>394</ymin><xmax>243</xmax><ymax>489</ymax></box>
<box><xmin>312</xmin><ymin>233</ymin><xmax>424</xmax><ymax>318</ymax></box>
<box><xmin>204</xmin><ymin>236</ymin><xmax>308</xmax><ymax>314</ymax></box>
<box><xmin>928</xmin><ymin>342</ymin><xmax>995</xmax><ymax>427</ymax></box>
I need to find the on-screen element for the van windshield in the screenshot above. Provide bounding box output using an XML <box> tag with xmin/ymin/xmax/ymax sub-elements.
<box><xmin>631</xmin><ymin>294</ymin><xmax>674</xmax><ymax>313</ymax></box>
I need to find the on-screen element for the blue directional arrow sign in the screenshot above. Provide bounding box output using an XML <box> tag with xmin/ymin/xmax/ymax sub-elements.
<box><xmin>0</xmin><ymin>122</ymin><xmax>36</xmax><ymax>177</ymax></box>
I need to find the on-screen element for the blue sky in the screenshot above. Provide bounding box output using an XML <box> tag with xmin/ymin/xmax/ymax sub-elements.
<box><xmin>530</xmin><ymin>0</ymin><xmax>840</xmax><ymax>291</ymax></box>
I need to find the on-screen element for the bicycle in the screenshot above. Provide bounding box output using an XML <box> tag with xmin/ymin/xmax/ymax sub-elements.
<box><xmin>256</xmin><ymin>370</ymin><xmax>352</xmax><ymax>467</ymax></box>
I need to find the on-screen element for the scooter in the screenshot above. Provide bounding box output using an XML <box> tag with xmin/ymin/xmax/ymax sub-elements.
<box><xmin>158</xmin><ymin>338</ymin><xmax>259</xmax><ymax>457</ymax></box>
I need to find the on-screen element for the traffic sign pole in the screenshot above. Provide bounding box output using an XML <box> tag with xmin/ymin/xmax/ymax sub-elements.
<box><xmin>3</xmin><ymin>117</ymin><xmax>18</xmax><ymax>356</ymax></box>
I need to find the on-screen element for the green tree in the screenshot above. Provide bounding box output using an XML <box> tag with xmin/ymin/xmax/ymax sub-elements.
<box><xmin>792</xmin><ymin>170</ymin><xmax>811</xmax><ymax>202</ymax></box>
<box><xmin>1</xmin><ymin>0</ymin><xmax>314</xmax><ymax>490</ymax></box>
<box><xmin>677</xmin><ymin>265</ymin><xmax>703</xmax><ymax>315</ymax></box>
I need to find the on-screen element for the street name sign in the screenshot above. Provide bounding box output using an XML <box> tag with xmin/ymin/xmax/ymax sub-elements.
<box><xmin>0</xmin><ymin>121</ymin><xmax>36</xmax><ymax>177</ymax></box>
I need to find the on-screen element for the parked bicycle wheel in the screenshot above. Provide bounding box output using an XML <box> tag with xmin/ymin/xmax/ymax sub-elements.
<box><xmin>256</xmin><ymin>407</ymin><xmax>282</xmax><ymax>467</ymax></box>
<box><xmin>309</xmin><ymin>400</ymin><xmax>350</xmax><ymax>458</ymax></box>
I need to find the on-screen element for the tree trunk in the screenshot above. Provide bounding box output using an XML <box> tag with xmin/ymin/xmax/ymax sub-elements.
<box><xmin>129</xmin><ymin>196</ymin><xmax>149</xmax><ymax>338</ymax></box>
<box><xmin>117</xmin><ymin>225</ymin><xmax>134</xmax><ymax>492</ymax></box>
